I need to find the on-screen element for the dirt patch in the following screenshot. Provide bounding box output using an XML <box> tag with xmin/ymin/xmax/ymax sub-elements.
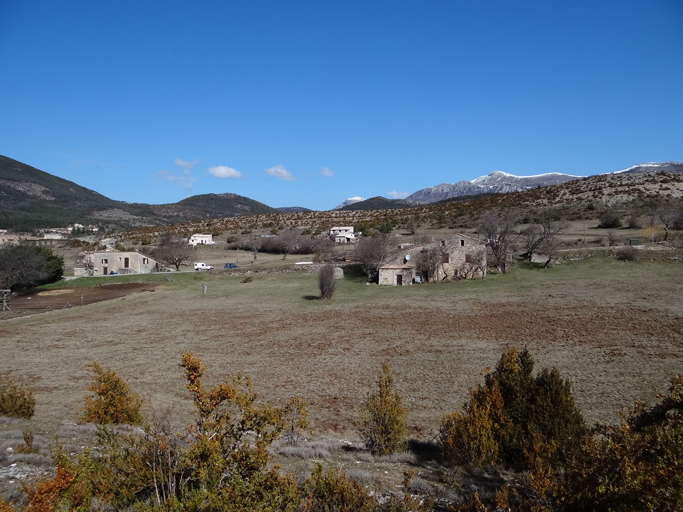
<box><xmin>11</xmin><ymin>283</ymin><xmax>160</xmax><ymax>312</ymax></box>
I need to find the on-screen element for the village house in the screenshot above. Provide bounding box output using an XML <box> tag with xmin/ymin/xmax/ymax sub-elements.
<box><xmin>334</xmin><ymin>232</ymin><xmax>358</xmax><ymax>244</ymax></box>
<box><xmin>379</xmin><ymin>233</ymin><xmax>487</xmax><ymax>286</ymax></box>
<box><xmin>75</xmin><ymin>251</ymin><xmax>162</xmax><ymax>277</ymax></box>
<box><xmin>330</xmin><ymin>226</ymin><xmax>354</xmax><ymax>236</ymax></box>
<box><xmin>188</xmin><ymin>233</ymin><xmax>214</xmax><ymax>246</ymax></box>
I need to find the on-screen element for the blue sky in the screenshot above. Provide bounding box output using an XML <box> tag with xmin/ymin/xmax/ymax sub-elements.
<box><xmin>1</xmin><ymin>1</ymin><xmax>682</xmax><ymax>210</ymax></box>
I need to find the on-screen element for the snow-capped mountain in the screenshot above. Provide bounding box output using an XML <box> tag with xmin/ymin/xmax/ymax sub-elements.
<box><xmin>406</xmin><ymin>171</ymin><xmax>583</xmax><ymax>204</ymax></box>
<box><xmin>332</xmin><ymin>196</ymin><xmax>365</xmax><ymax>210</ymax></box>
<box><xmin>613</xmin><ymin>161</ymin><xmax>683</xmax><ymax>175</ymax></box>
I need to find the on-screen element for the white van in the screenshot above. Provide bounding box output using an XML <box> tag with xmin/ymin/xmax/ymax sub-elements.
<box><xmin>194</xmin><ymin>262</ymin><xmax>213</xmax><ymax>271</ymax></box>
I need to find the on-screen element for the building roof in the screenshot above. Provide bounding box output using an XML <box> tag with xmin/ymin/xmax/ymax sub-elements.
<box><xmin>379</xmin><ymin>265</ymin><xmax>413</xmax><ymax>270</ymax></box>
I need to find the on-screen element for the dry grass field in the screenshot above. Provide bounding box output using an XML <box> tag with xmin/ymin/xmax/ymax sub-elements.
<box><xmin>2</xmin><ymin>250</ymin><xmax>682</xmax><ymax>439</ymax></box>
<box><xmin>1</xmin><ymin>248</ymin><xmax>682</xmax><ymax>503</ymax></box>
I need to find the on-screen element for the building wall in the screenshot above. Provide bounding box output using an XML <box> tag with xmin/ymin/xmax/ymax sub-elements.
<box><xmin>387</xmin><ymin>234</ymin><xmax>487</xmax><ymax>283</ymax></box>
<box><xmin>378</xmin><ymin>267</ymin><xmax>413</xmax><ymax>286</ymax></box>
<box><xmin>90</xmin><ymin>252</ymin><xmax>159</xmax><ymax>275</ymax></box>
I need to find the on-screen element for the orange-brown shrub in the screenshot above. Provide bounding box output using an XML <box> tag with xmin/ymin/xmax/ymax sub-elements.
<box><xmin>80</xmin><ymin>362</ymin><xmax>143</xmax><ymax>425</ymax></box>
<box><xmin>0</xmin><ymin>374</ymin><xmax>35</xmax><ymax>419</ymax></box>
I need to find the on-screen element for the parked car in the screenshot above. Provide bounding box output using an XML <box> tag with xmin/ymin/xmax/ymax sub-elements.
<box><xmin>194</xmin><ymin>262</ymin><xmax>213</xmax><ymax>271</ymax></box>
<box><xmin>224</xmin><ymin>263</ymin><xmax>239</xmax><ymax>269</ymax></box>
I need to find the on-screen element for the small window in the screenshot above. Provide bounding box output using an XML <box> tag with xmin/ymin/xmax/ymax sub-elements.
<box><xmin>440</xmin><ymin>240</ymin><xmax>446</xmax><ymax>247</ymax></box>
<box><xmin>465</xmin><ymin>254</ymin><xmax>472</xmax><ymax>263</ymax></box>
<box><xmin>101</xmin><ymin>258</ymin><xmax>108</xmax><ymax>264</ymax></box>
<box><xmin>142</xmin><ymin>258</ymin><xmax>148</xmax><ymax>264</ymax></box>
<box><xmin>460</xmin><ymin>240</ymin><xmax>465</xmax><ymax>246</ymax></box>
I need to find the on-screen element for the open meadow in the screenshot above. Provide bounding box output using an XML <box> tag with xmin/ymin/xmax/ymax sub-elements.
<box><xmin>2</xmin><ymin>251</ymin><xmax>682</xmax><ymax>438</ymax></box>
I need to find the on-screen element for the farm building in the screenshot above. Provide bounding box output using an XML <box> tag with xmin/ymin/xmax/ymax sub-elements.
<box><xmin>330</xmin><ymin>226</ymin><xmax>354</xmax><ymax>236</ymax></box>
<box><xmin>334</xmin><ymin>233</ymin><xmax>358</xmax><ymax>243</ymax></box>
<box><xmin>188</xmin><ymin>233</ymin><xmax>214</xmax><ymax>246</ymax></box>
<box><xmin>379</xmin><ymin>233</ymin><xmax>487</xmax><ymax>285</ymax></box>
<box><xmin>75</xmin><ymin>251</ymin><xmax>162</xmax><ymax>277</ymax></box>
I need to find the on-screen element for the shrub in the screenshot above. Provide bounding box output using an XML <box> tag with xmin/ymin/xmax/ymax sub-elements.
<box><xmin>441</xmin><ymin>348</ymin><xmax>585</xmax><ymax>469</ymax></box>
<box><xmin>282</xmin><ymin>395</ymin><xmax>310</xmax><ymax>444</ymax></box>
<box><xmin>359</xmin><ymin>363</ymin><xmax>407</xmax><ymax>456</ymax></box>
<box><xmin>0</xmin><ymin>375</ymin><xmax>36</xmax><ymax>419</ymax></box>
<box><xmin>80</xmin><ymin>362</ymin><xmax>144</xmax><ymax>425</ymax></box>
<box><xmin>318</xmin><ymin>263</ymin><xmax>336</xmax><ymax>299</ymax></box>
<box><xmin>598</xmin><ymin>211</ymin><xmax>622</xmax><ymax>229</ymax></box>
<box><xmin>615</xmin><ymin>246</ymin><xmax>638</xmax><ymax>261</ymax></box>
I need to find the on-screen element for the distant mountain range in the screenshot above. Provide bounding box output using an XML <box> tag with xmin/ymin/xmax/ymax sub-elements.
<box><xmin>2</xmin><ymin>155</ymin><xmax>682</xmax><ymax>230</ymax></box>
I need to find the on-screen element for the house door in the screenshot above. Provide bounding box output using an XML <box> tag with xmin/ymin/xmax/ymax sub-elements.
<box><xmin>103</xmin><ymin>267</ymin><xmax>108</xmax><ymax>275</ymax></box>
<box><xmin>396</xmin><ymin>274</ymin><xmax>403</xmax><ymax>286</ymax></box>
<box><xmin>124</xmin><ymin>257</ymin><xmax>129</xmax><ymax>268</ymax></box>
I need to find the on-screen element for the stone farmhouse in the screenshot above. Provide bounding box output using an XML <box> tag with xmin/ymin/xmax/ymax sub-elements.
<box><xmin>75</xmin><ymin>250</ymin><xmax>163</xmax><ymax>277</ymax></box>
<box><xmin>379</xmin><ymin>233</ymin><xmax>487</xmax><ymax>286</ymax></box>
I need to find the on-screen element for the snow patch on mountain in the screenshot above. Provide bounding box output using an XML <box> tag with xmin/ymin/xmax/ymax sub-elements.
<box><xmin>332</xmin><ymin>196</ymin><xmax>365</xmax><ymax>210</ymax></box>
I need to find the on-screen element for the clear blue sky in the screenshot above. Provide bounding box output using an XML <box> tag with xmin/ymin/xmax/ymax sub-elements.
<box><xmin>1</xmin><ymin>1</ymin><xmax>682</xmax><ymax>210</ymax></box>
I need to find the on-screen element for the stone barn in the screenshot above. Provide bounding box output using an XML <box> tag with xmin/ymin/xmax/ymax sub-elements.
<box><xmin>379</xmin><ymin>234</ymin><xmax>487</xmax><ymax>285</ymax></box>
<box><xmin>76</xmin><ymin>251</ymin><xmax>162</xmax><ymax>276</ymax></box>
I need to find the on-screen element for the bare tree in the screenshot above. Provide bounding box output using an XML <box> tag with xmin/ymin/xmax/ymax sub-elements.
<box><xmin>520</xmin><ymin>209</ymin><xmax>569</xmax><ymax>261</ymax></box>
<box><xmin>153</xmin><ymin>234</ymin><xmax>193</xmax><ymax>271</ymax></box>
<box><xmin>459</xmin><ymin>251</ymin><xmax>486</xmax><ymax>279</ymax></box>
<box><xmin>278</xmin><ymin>229</ymin><xmax>303</xmax><ymax>260</ymax></box>
<box><xmin>479</xmin><ymin>210</ymin><xmax>520</xmax><ymax>274</ymax></box>
<box><xmin>414</xmin><ymin>246</ymin><xmax>444</xmax><ymax>282</ymax></box>
<box><xmin>520</xmin><ymin>224</ymin><xmax>543</xmax><ymax>260</ymax></box>
<box><xmin>318</xmin><ymin>263</ymin><xmax>336</xmax><ymax>299</ymax></box>
<box><xmin>313</xmin><ymin>238</ymin><xmax>334</xmax><ymax>263</ymax></box>
<box><xmin>657</xmin><ymin>200</ymin><xmax>681</xmax><ymax>242</ymax></box>
<box><xmin>355</xmin><ymin>234</ymin><xmax>392</xmax><ymax>279</ymax></box>
<box><xmin>246</xmin><ymin>237</ymin><xmax>262</xmax><ymax>260</ymax></box>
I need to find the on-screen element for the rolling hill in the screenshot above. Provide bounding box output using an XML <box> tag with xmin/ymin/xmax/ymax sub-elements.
<box><xmin>0</xmin><ymin>156</ymin><xmax>276</xmax><ymax>230</ymax></box>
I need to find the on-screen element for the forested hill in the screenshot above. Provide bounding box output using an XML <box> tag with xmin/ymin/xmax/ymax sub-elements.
<box><xmin>0</xmin><ymin>156</ymin><xmax>276</xmax><ymax>230</ymax></box>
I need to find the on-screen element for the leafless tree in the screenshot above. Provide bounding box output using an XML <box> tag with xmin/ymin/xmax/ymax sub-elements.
<box><xmin>278</xmin><ymin>229</ymin><xmax>303</xmax><ymax>260</ymax></box>
<box><xmin>520</xmin><ymin>209</ymin><xmax>569</xmax><ymax>261</ymax></box>
<box><xmin>458</xmin><ymin>251</ymin><xmax>486</xmax><ymax>279</ymax></box>
<box><xmin>153</xmin><ymin>234</ymin><xmax>193</xmax><ymax>271</ymax></box>
<box><xmin>414</xmin><ymin>246</ymin><xmax>444</xmax><ymax>282</ymax></box>
<box><xmin>318</xmin><ymin>263</ymin><xmax>336</xmax><ymax>299</ymax></box>
<box><xmin>355</xmin><ymin>234</ymin><xmax>393</xmax><ymax>279</ymax></box>
<box><xmin>313</xmin><ymin>238</ymin><xmax>334</xmax><ymax>263</ymax></box>
<box><xmin>521</xmin><ymin>224</ymin><xmax>543</xmax><ymax>260</ymax></box>
<box><xmin>657</xmin><ymin>200</ymin><xmax>681</xmax><ymax>241</ymax></box>
<box><xmin>247</xmin><ymin>237</ymin><xmax>262</xmax><ymax>260</ymax></box>
<box><xmin>479</xmin><ymin>210</ymin><xmax>520</xmax><ymax>274</ymax></box>
<box><xmin>607</xmin><ymin>230</ymin><xmax>617</xmax><ymax>246</ymax></box>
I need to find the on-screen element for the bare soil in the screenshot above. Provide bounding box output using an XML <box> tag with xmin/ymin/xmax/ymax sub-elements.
<box><xmin>9</xmin><ymin>283</ymin><xmax>160</xmax><ymax>313</ymax></box>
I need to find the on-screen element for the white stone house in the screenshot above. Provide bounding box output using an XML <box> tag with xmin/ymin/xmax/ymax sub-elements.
<box><xmin>330</xmin><ymin>226</ymin><xmax>354</xmax><ymax>236</ymax></box>
<box><xmin>76</xmin><ymin>251</ymin><xmax>161</xmax><ymax>276</ymax></box>
<box><xmin>188</xmin><ymin>233</ymin><xmax>214</xmax><ymax>246</ymax></box>
<box><xmin>334</xmin><ymin>233</ymin><xmax>358</xmax><ymax>244</ymax></box>
<box><xmin>379</xmin><ymin>233</ymin><xmax>487</xmax><ymax>286</ymax></box>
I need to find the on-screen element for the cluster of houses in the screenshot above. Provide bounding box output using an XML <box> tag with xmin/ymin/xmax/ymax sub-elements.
<box><xmin>0</xmin><ymin>224</ymin><xmax>99</xmax><ymax>247</ymax></box>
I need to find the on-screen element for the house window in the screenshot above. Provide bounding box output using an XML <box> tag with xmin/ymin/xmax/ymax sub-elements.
<box><xmin>460</xmin><ymin>240</ymin><xmax>465</xmax><ymax>246</ymax></box>
<box><xmin>465</xmin><ymin>254</ymin><xmax>472</xmax><ymax>263</ymax></box>
<box><xmin>101</xmin><ymin>258</ymin><xmax>108</xmax><ymax>264</ymax></box>
<box><xmin>142</xmin><ymin>258</ymin><xmax>148</xmax><ymax>264</ymax></box>
<box><xmin>440</xmin><ymin>240</ymin><xmax>446</xmax><ymax>247</ymax></box>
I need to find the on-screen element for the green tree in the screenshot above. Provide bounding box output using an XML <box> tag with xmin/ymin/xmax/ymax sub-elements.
<box><xmin>359</xmin><ymin>363</ymin><xmax>407</xmax><ymax>456</ymax></box>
